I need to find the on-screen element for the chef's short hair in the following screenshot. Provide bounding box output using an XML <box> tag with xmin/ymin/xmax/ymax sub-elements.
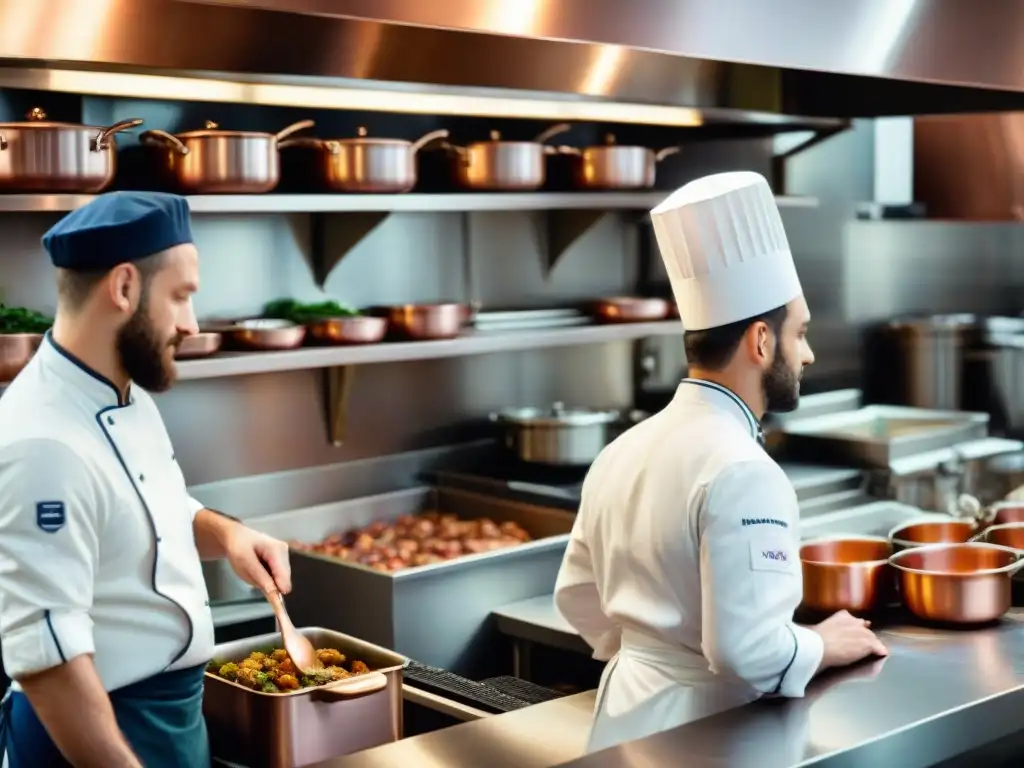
<box><xmin>684</xmin><ymin>304</ymin><xmax>788</xmax><ymax>371</ymax></box>
<box><xmin>56</xmin><ymin>250</ymin><xmax>168</xmax><ymax>311</ymax></box>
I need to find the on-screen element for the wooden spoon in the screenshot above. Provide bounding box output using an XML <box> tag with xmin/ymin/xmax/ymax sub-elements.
<box><xmin>258</xmin><ymin>563</ymin><xmax>322</xmax><ymax>674</ymax></box>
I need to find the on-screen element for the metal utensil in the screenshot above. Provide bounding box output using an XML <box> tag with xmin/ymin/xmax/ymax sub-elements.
<box><xmin>799</xmin><ymin>535</ymin><xmax>895</xmax><ymax>615</ymax></box>
<box><xmin>262</xmin><ymin>583</ymin><xmax>322</xmax><ymax>674</ymax></box>
<box><xmin>888</xmin><ymin>542</ymin><xmax>1024</xmax><ymax>624</ymax></box>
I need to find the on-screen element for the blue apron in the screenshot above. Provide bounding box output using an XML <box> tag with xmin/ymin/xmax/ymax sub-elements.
<box><xmin>0</xmin><ymin>664</ymin><xmax>210</xmax><ymax>767</ymax></box>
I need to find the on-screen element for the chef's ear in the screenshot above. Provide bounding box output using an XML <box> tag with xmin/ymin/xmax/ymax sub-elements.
<box><xmin>754</xmin><ymin>322</ymin><xmax>775</xmax><ymax>364</ymax></box>
<box><xmin>107</xmin><ymin>263</ymin><xmax>141</xmax><ymax>314</ymax></box>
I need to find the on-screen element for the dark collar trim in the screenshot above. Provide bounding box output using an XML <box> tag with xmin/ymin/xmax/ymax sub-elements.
<box><xmin>45</xmin><ymin>331</ymin><xmax>131</xmax><ymax>407</ymax></box>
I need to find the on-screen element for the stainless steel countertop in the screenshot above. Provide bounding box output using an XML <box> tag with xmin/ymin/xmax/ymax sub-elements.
<box><xmin>496</xmin><ymin>596</ymin><xmax>1024</xmax><ymax>768</ymax></box>
<box><xmin>317</xmin><ymin>690</ymin><xmax>597</xmax><ymax>768</ymax></box>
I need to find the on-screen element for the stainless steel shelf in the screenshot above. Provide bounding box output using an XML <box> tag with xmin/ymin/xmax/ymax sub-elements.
<box><xmin>0</xmin><ymin>193</ymin><xmax>818</xmax><ymax>214</ymax></box>
<box><xmin>178</xmin><ymin>320</ymin><xmax>682</xmax><ymax>380</ymax></box>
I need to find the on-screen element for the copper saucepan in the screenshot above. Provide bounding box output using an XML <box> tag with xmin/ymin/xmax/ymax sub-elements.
<box><xmin>443</xmin><ymin>123</ymin><xmax>570</xmax><ymax>191</ymax></box>
<box><xmin>983</xmin><ymin>501</ymin><xmax>1024</xmax><ymax>527</ymax></box>
<box><xmin>280</xmin><ymin>127</ymin><xmax>449</xmax><ymax>193</ymax></box>
<box><xmin>380</xmin><ymin>303</ymin><xmax>470</xmax><ymax>341</ymax></box>
<box><xmin>557</xmin><ymin>134</ymin><xmax>682</xmax><ymax>190</ymax></box>
<box><xmin>970</xmin><ymin>521</ymin><xmax>1024</xmax><ymax>551</ymax></box>
<box><xmin>0</xmin><ymin>108</ymin><xmax>143</xmax><ymax>193</ymax></box>
<box><xmin>800</xmin><ymin>536</ymin><xmax>895</xmax><ymax>616</ymax></box>
<box><xmin>591</xmin><ymin>297</ymin><xmax>671</xmax><ymax>324</ymax></box>
<box><xmin>140</xmin><ymin>119</ymin><xmax>315</xmax><ymax>194</ymax></box>
<box><xmin>888</xmin><ymin>518</ymin><xmax>976</xmax><ymax>551</ymax></box>
<box><xmin>888</xmin><ymin>542</ymin><xmax>1024</xmax><ymax>624</ymax></box>
<box><xmin>306</xmin><ymin>316</ymin><xmax>388</xmax><ymax>345</ymax></box>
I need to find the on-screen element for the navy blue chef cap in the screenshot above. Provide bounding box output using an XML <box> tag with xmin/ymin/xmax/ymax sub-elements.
<box><xmin>42</xmin><ymin>191</ymin><xmax>194</xmax><ymax>270</ymax></box>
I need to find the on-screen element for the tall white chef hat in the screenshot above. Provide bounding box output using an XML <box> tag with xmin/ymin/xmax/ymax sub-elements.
<box><xmin>651</xmin><ymin>171</ymin><xmax>802</xmax><ymax>332</ymax></box>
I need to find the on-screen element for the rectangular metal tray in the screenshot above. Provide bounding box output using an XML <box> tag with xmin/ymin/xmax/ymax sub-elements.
<box><xmin>246</xmin><ymin>486</ymin><xmax>575</xmax><ymax>678</ymax></box>
<box><xmin>777</xmin><ymin>404</ymin><xmax>990</xmax><ymax>468</ymax></box>
<box><xmin>799</xmin><ymin>500</ymin><xmax>947</xmax><ymax>540</ymax></box>
<box><xmin>205</xmin><ymin>627</ymin><xmax>406</xmax><ymax>768</ymax></box>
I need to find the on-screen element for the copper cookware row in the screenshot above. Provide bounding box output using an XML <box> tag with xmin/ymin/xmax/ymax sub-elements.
<box><xmin>0</xmin><ymin>108</ymin><xmax>685</xmax><ymax>194</ymax></box>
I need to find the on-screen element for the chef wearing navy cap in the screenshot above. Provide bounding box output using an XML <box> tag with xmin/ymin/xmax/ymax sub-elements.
<box><xmin>555</xmin><ymin>172</ymin><xmax>888</xmax><ymax>754</ymax></box>
<box><xmin>0</xmin><ymin>192</ymin><xmax>292</xmax><ymax>768</ymax></box>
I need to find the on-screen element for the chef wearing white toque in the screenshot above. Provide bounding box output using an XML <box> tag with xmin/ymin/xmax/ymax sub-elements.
<box><xmin>554</xmin><ymin>171</ymin><xmax>888</xmax><ymax>755</ymax></box>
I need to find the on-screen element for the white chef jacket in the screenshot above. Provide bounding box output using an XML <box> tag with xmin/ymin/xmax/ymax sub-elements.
<box><xmin>555</xmin><ymin>379</ymin><xmax>824</xmax><ymax>754</ymax></box>
<box><xmin>0</xmin><ymin>334</ymin><xmax>214</xmax><ymax>691</ymax></box>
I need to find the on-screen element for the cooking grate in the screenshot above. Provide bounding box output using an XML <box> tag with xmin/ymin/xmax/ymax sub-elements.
<box><xmin>480</xmin><ymin>675</ymin><xmax>567</xmax><ymax>705</ymax></box>
<box><xmin>404</xmin><ymin>660</ymin><xmax>551</xmax><ymax>714</ymax></box>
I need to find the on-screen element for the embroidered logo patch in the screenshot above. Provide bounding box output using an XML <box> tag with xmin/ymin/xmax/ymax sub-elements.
<box><xmin>742</xmin><ymin>517</ymin><xmax>788</xmax><ymax>529</ymax></box>
<box><xmin>36</xmin><ymin>501</ymin><xmax>66</xmax><ymax>534</ymax></box>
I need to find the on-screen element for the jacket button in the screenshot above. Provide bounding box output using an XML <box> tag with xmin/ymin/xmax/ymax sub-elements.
<box><xmin>139</xmin><ymin>474</ymin><xmax>145</xmax><ymax>482</ymax></box>
<box><xmin>156</xmin><ymin>536</ymin><xmax>162</xmax><ymax>543</ymax></box>
<box><xmin>107</xmin><ymin>416</ymin><xmax>115</xmax><ymax>425</ymax></box>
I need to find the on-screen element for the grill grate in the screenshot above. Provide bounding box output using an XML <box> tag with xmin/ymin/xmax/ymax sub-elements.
<box><xmin>403</xmin><ymin>661</ymin><xmax>556</xmax><ymax>714</ymax></box>
<box><xmin>480</xmin><ymin>675</ymin><xmax>567</xmax><ymax>705</ymax></box>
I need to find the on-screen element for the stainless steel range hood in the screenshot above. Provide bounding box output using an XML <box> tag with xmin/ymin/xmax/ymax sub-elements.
<box><xmin>1</xmin><ymin>0</ymin><xmax>1023</xmax><ymax>122</ymax></box>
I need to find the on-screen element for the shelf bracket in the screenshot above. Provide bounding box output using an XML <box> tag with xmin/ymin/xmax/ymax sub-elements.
<box><xmin>323</xmin><ymin>364</ymin><xmax>357</xmax><ymax>447</ymax></box>
<box><xmin>308</xmin><ymin>212</ymin><xmax>391</xmax><ymax>289</ymax></box>
<box><xmin>542</xmin><ymin>209</ymin><xmax>609</xmax><ymax>277</ymax></box>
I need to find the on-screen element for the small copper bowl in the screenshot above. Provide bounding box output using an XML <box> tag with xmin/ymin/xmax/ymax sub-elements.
<box><xmin>987</xmin><ymin>502</ymin><xmax>1024</xmax><ymax>527</ymax></box>
<box><xmin>800</xmin><ymin>536</ymin><xmax>894</xmax><ymax>615</ymax></box>
<box><xmin>888</xmin><ymin>519</ymin><xmax>976</xmax><ymax>551</ymax></box>
<box><xmin>973</xmin><ymin>522</ymin><xmax>1024</xmax><ymax>551</ymax></box>
<box><xmin>384</xmin><ymin>303</ymin><xmax>466</xmax><ymax>340</ymax></box>
<box><xmin>307</xmin><ymin>316</ymin><xmax>388</xmax><ymax>345</ymax></box>
<box><xmin>226</xmin><ymin>319</ymin><xmax>306</xmax><ymax>351</ymax></box>
<box><xmin>175</xmin><ymin>331</ymin><xmax>222</xmax><ymax>359</ymax></box>
<box><xmin>0</xmin><ymin>333</ymin><xmax>43</xmax><ymax>382</ymax></box>
<box><xmin>889</xmin><ymin>543</ymin><xmax>1024</xmax><ymax>624</ymax></box>
<box><xmin>592</xmin><ymin>297</ymin><xmax>670</xmax><ymax>323</ymax></box>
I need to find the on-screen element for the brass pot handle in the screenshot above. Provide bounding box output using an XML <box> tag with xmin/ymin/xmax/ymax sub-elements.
<box><xmin>139</xmin><ymin>130</ymin><xmax>190</xmax><ymax>156</ymax></box>
<box><xmin>273</xmin><ymin>119</ymin><xmax>316</xmax><ymax>143</ymax></box>
<box><xmin>654</xmin><ymin>146</ymin><xmax>683</xmax><ymax>162</ymax></box>
<box><xmin>410</xmin><ymin>129</ymin><xmax>450</xmax><ymax>154</ymax></box>
<box><xmin>310</xmin><ymin>671</ymin><xmax>389</xmax><ymax>701</ymax></box>
<box><xmin>92</xmin><ymin>118</ymin><xmax>145</xmax><ymax>152</ymax></box>
<box><xmin>533</xmin><ymin>122</ymin><xmax>571</xmax><ymax>144</ymax></box>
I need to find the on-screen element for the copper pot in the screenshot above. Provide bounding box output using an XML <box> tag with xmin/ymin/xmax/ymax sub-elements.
<box><xmin>0</xmin><ymin>333</ymin><xmax>43</xmax><ymax>382</ymax></box>
<box><xmin>280</xmin><ymin>127</ymin><xmax>448</xmax><ymax>193</ymax></box>
<box><xmin>557</xmin><ymin>134</ymin><xmax>681</xmax><ymax>190</ymax></box>
<box><xmin>0</xmin><ymin>108</ymin><xmax>142</xmax><ymax>193</ymax></box>
<box><xmin>444</xmin><ymin>123</ymin><xmax>570</xmax><ymax>191</ymax></box>
<box><xmin>985</xmin><ymin>501</ymin><xmax>1024</xmax><ymax>527</ymax></box>
<box><xmin>971</xmin><ymin>522</ymin><xmax>1024</xmax><ymax>550</ymax></box>
<box><xmin>140</xmin><ymin>119</ymin><xmax>314</xmax><ymax>194</ymax></box>
<box><xmin>888</xmin><ymin>518</ymin><xmax>976</xmax><ymax>550</ymax></box>
<box><xmin>174</xmin><ymin>331</ymin><xmax>222</xmax><ymax>359</ymax></box>
<box><xmin>592</xmin><ymin>297</ymin><xmax>671</xmax><ymax>323</ymax></box>
<box><xmin>800</xmin><ymin>536</ymin><xmax>895</xmax><ymax>615</ymax></box>
<box><xmin>307</xmin><ymin>316</ymin><xmax>388</xmax><ymax>345</ymax></box>
<box><xmin>888</xmin><ymin>542</ymin><xmax>1024</xmax><ymax>624</ymax></box>
<box><xmin>383</xmin><ymin>303</ymin><xmax>467</xmax><ymax>340</ymax></box>
<box><xmin>223</xmin><ymin>319</ymin><xmax>307</xmax><ymax>351</ymax></box>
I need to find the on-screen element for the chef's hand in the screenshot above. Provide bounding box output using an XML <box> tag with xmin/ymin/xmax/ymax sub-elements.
<box><xmin>224</xmin><ymin>525</ymin><xmax>293</xmax><ymax>595</ymax></box>
<box><xmin>813</xmin><ymin>610</ymin><xmax>888</xmax><ymax>672</ymax></box>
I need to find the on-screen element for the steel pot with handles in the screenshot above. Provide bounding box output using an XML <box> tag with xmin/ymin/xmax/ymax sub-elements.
<box><xmin>490</xmin><ymin>402</ymin><xmax>621</xmax><ymax>465</ymax></box>
<box><xmin>0</xmin><ymin>108</ymin><xmax>143</xmax><ymax>193</ymax></box>
<box><xmin>280</xmin><ymin>127</ymin><xmax>449</xmax><ymax>193</ymax></box>
<box><xmin>444</xmin><ymin>123</ymin><xmax>570</xmax><ymax>191</ymax></box>
<box><xmin>557</xmin><ymin>134</ymin><xmax>682</xmax><ymax>190</ymax></box>
<box><xmin>140</xmin><ymin>118</ymin><xmax>315</xmax><ymax>194</ymax></box>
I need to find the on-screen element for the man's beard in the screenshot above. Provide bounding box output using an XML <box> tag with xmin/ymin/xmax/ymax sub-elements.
<box><xmin>763</xmin><ymin>346</ymin><xmax>801</xmax><ymax>413</ymax></box>
<box><xmin>116</xmin><ymin>296</ymin><xmax>183</xmax><ymax>393</ymax></box>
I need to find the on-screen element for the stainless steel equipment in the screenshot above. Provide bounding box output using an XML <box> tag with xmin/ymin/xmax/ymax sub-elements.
<box><xmin>490</xmin><ymin>403</ymin><xmax>622</xmax><ymax>466</ymax></box>
<box><xmin>140</xmin><ymin>119</ymin><xmax>315</xmax><ymax>194</ymax></box>
<box><xmin>0</xmin><ymin>108</ymin><xmax>142</xmax><ymax>193</ymax></box>
<box><xmin>204</xmin><ymin>627</ymin><xmax>406</xmax><ymax>768</ymax></box>
<box><xmin>280</xmin><ymin>127</ymin><xmax>449</xmax><ymax>193</ymax></box>
<box><xmin>777</xmin><ymin>404</ymin><xmax>991</xmax><ymax>468</ymax></box>
<box><xmin>246</xmin><ymin>487</ymin><xmax>574</xmax><ymax>677</ymax></box>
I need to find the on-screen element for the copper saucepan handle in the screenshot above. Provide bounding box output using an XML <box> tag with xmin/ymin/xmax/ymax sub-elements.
<box><xmin>654</xmin><ymin>146</ymin><xmax>683</xmax><ymax>162</ymax></box>
<box><xmin>410</xmin><ymin>128</ymin><xmax>450</xmax><ymax>154</ymax></box>
<box><xmin>139</xmin><ymin>130</ymin><xmax>190</xmax><ymax>155</ymax></box>
<box><xmin>92</xmin><ymin>118</ymin><xmax>145</xmax><ymax>152</ymax></box>
<box><xmin>533</xmin><ymin>123</ymin><xmax>571</xmax><ymax>144</ymax></box>
<box><xmin>273</xmin><ymin>119</ymin><xmax>316</xmax><ymax>143</ymax></box>
<box><xmin>310</xmin><ymin>671</ymin><xmax>389</xmax><ymax>701</ymax></box>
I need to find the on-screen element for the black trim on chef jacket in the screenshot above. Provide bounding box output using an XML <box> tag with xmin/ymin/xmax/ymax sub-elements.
<box><xmin>681</xmin><ymin>377</ymin><xmax>797</xmax><ymax>693</ymax></box>
<box><xmin>44</xmin><ymin>333</ymin><xmax>195</xmax><ymax>668</ymax></box>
